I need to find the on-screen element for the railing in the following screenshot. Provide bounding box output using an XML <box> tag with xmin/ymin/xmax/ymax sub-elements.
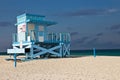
<box><xmin>13</xmin><ymin>32</ymin><xmax>28</xmax><ymax>43</ymax></box>
<box><xmin>45</xmin><ymin>32</ymin><xmax>70</xmax><ymax>43</ymax></box>
<box><xmin>30</xmin><ymin>30</ymin><xmax>70</xmax><ymax>43</ymax></box>
<box><xmin>13</xmin><ymin>31</ymin><xmax>70</xmax><ymax>43</ymax></box>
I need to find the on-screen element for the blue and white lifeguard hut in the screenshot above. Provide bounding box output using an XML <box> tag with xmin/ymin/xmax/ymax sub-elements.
<box><xmin>7</xmin><ymin>13</ymin><xmax>70</xmax><ymax>59</ymax></box>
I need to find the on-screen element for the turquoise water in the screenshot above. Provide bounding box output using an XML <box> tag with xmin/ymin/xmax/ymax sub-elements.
<box><xmin>71</xmin><ymin>49</ymin><xmax>120</xmax><ymax>56</ymax></box>
<box><xmin>0</xmin><ymin>52</ymin><xmax>7</xmax><ymax>55</ymax></box>
<box><xmin>1</xmin><ymin>49</ymin><xmax>120</xmax><ymax>56</ymax></box>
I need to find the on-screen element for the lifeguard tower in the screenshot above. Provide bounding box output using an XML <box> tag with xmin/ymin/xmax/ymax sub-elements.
<box><xmin>7</xmin><ymin>13</ymin><xmax>70</xmax><ymax>59</ymax></box>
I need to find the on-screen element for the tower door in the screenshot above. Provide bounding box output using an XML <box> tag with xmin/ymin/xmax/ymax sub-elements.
<box><xmin>28</xmin><ymin>24</ymin><xmax>35</xmax><ymax>41</ymax></box>
<box><xmin>39</xmin><ymin>26</ymin><xmax>45</xmax><ymax>42</ymax></box>
<box><xmin>17</xmin><ymin>23</ymin><xmax>26</xmax><ymax>42</ymax></box>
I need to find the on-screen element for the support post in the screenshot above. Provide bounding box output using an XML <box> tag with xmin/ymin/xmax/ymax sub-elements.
<box><xmin>14</xmin><ymin>53</ymin><xmax>17</xmax><ymax>67</ymax></box>
<box><xmin>30</xmin><ymin>41</ymin><xmax>34</xmax><ymax>59</ymax></box>
<box><xmin>59</xmin><ymin>42</ymin><xmax>63</xmax><ymax>58</ymax></box>
<box><xmin>20</xmin><ymin>40</ymin><xmax>23</xmax><ymax>49</ymax></box>
<box><xmin>93</xmin><ymin>48</ymin><xmax>96</xmax><ymax>58</ymax></box>
<box><xmin>26</xmin><ymin>53</ymin><xmax>29</xmax><ymax>59</ymax></box>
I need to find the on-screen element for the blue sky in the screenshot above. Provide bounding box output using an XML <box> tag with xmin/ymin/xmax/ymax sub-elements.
<box><xmin>0</xmin><ymin>0</ymin><xmax>120</xmax><ymax>51</ymax></box>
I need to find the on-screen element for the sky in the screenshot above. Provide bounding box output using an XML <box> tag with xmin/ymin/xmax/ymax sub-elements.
<box><xmin>0</xmin><ymin>0</ymin><xmax>120</xmax><ymax>51</ymax></box>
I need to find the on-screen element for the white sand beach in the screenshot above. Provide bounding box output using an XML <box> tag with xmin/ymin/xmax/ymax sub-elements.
<box><xmin>0</xmin><ymin>56</ymin><xmax>120</xmax><ymax>80</ymax></box>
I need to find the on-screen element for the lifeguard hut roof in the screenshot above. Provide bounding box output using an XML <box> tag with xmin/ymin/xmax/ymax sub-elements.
<box><xmin>28</xmin><ymin>20</ymin><xmax>57</xmax><ymax>26</ymax></box>
<box><xmin>16</xmin><ymin>13</ymin><xmax>57</xmax><ymax>26</ymax></box>
<box><xmin>17</xmin><ymin>13</ymin><xmax>45</xmax><ymax>18</ymax></box>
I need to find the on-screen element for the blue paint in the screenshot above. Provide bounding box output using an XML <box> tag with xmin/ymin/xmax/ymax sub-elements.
<box><xmin>93</xmin><ymin>48</ymin><xmax>96</xmax><ymax>58</ymax></box>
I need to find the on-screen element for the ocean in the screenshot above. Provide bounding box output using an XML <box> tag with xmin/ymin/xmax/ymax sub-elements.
<box><xmin>0</xmin><ymin>49</ymin><xmax>120</xmax><ymax>56</ymax></box>
<box><xmin>71</xmin><ymin>49</ymin><xmax>120</xmax><ymax>56</ymax></box>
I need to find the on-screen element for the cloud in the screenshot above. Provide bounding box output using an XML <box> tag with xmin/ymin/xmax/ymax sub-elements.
<box><xmin>109</xmin><ymin>24</ymin><xmax>120</xmax><ymax>30</ymax></box>
<box><xmin>87</xmin><ymin>37</ymin><xmax>99</xmax><ymax>44</ymax></box>
<box><xmin>72</xmin><ymin>34</ymin><xmax>101</xmax><ymax>46</ymax></box>
<box><xmin>116</xmin><ymin>31</ymin><xmax>120</xmax><ymax>34</ymax></box>
<box><xmin>0</xmin><ymin>22</ymin><xmax>12</xmax><ymax>27</ymax></box>
<box><xmin>87</xmin><ymin>41</ymin><xmax>119</xmax><ymax>49</ymax></box>
<box><xmin>96</xmin><ymin>33</ymin><xmax>103</xmax><ymax>37</ymax></box>
<box><xmin>66</xmin><ymin>27</ymin><xmax>73</xmax><ymax>31</ymax></box>
<box><xmin>71</xmin><ymin>34</ymin><xmax>120</xmax><ymax>49</ymax></box>
<box><xmin>72</xmin><ymin>36</ymin><xmax>89</xmax><ymax>45</ymax></box>
<box><xmin>78</xmin><ymin>37</ymin><xmax>89</xmax><ymax>43</ymax></box>
<box><xmin>59</xmin><ymin>8</ymin><xmax>119</xmax><ymax>17</ymax></box>
<box><xmin>70</xmin><ymin>32</ymin><xmax>79</xmax><ymax>36</ymax></box>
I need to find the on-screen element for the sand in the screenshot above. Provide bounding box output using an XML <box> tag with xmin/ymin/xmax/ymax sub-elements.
<box><xmin>0</xmin><ymin>56</ymin><xmax>120</xmax><ymax>80</ymax></box>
